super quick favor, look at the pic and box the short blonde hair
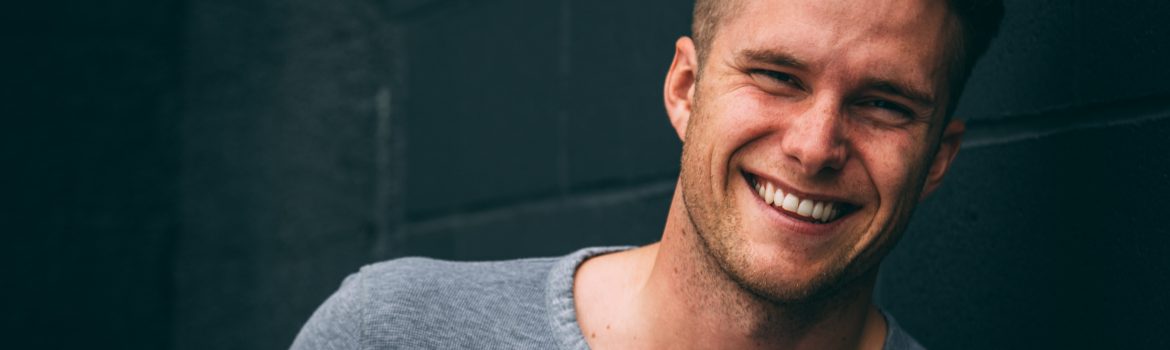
[691,0,742,71]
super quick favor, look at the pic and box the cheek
[715,88,814,151]
[691,88,781,164]
[850,127,928,200]
[717,88,779,133]
[680,96,755,192]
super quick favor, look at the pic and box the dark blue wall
[5,0,1168,349]
[3,2,181,349]
[878,2,1170,349]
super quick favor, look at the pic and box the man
[293,0,1002,348]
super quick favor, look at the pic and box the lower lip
[744,176,848,237]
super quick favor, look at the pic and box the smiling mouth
[745,172,858,224]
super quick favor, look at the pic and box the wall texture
[3,2,181,349]
[6,0,1169,349]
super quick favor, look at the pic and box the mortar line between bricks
[963,94,1170,148]
[402,179,676,237]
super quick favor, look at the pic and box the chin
[728,241,859,304]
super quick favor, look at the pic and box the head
[664,0,1002,303]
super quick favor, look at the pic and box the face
[666,0,965,302]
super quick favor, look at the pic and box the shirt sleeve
[290,272,366,350]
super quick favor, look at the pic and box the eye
[860,99,913,118]
[852,99,922,126]
[749,69,805,91]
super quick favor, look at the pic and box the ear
[664,36,699,141]
[919,118,965,201]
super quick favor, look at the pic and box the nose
[780,98,847,176]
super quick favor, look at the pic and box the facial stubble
[677,93,864,313]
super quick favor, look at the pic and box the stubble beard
[678,106,861,316]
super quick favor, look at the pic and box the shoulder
[360,255,560,292]
[354,256,561,319]
[292,256,563,349]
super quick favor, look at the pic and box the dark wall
[3,2,181,349]
[877,2,1170,349]
[174,1,392,348]
[5,0,1168,349]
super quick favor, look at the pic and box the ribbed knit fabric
[291,246,924,349]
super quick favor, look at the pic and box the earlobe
[664,36,698,141]
[919,118,965,201]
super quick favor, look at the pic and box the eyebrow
[737,48,808,70]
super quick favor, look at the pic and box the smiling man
[293,0,1002,349]
[573,0,1002,348]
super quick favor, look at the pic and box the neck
[633,187,885,349]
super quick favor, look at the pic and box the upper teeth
[754,179,842,223]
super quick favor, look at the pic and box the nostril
[779,117,847,174]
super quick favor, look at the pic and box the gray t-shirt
[291,246,926,349]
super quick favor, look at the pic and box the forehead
[714,0,955,94]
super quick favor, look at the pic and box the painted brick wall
[3,2,181,349]
[6,0,1168,349]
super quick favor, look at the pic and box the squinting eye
[863,99,912,117]
[750,70,804,90]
